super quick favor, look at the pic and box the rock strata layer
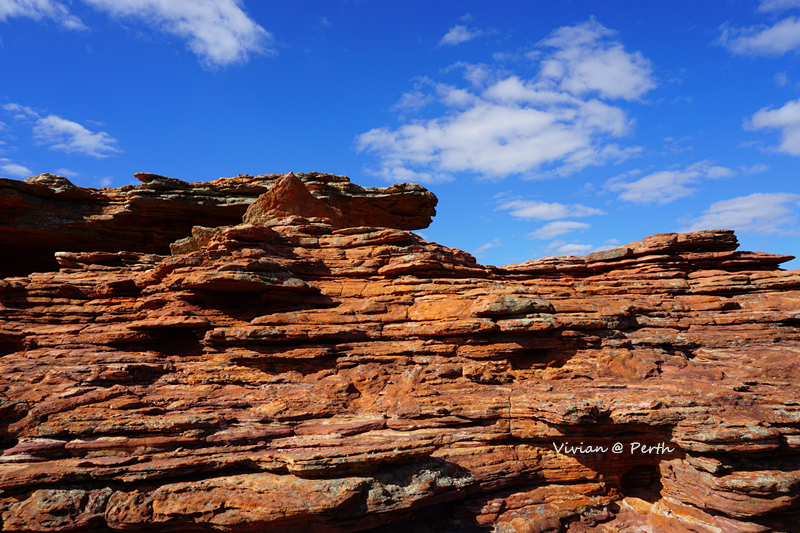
[0,172,437,278]
[1,174,799,532]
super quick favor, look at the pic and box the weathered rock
[0,171,437,278]
[242,172,346,228]
[1,173,799,532]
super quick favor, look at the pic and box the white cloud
[452,62,495,89]
[357,19,656,182]
[719,17,800,55]
[745,98,800,155]
[543,238,619,257]
[499,199,605,220]
[758,0,800,12]
[529,221,590,239]
[53,167,80,177]
[606,161,736,205]
[552,243,594,255]
[319,16,330,27]
[1,163,31,176]
[82,0,273,68]
[663,136,694,154]
[33,114,121,158]
[0,158,31,177]
[2,102,39,120]
[740,163,770,174]
[538,18,656,101]
[439,24,482,46]
[705,165,736,179]
[3,102,122,158]
[364,164,453,185]
[542,236,622,257]
[0,0,86,30]
[492,51,519,63]
[775,71,789,86]
[391,90,435,114]
[682,193,800,235]
[472,238,501,256]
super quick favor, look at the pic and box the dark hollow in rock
[620,464,663,504]
[0,171,798,533]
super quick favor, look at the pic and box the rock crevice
[0,173,799,532]
[0,171,437,278]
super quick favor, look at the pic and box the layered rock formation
[0,172,437,278]
[1,172,799,532]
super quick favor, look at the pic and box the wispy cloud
[439,24,483,46]
[663,136,693,154]
[53,167,80,177]
[681,192,800,235]
[472,238,501,256]
[83,0,273,68]
[543,238,620,257]
[529,220,590,239]
[745,97,800,155]
[356,19,656,183]
[549,242,595,256]
[740,163,770,174]
[0,0,86,30]
[605,161,736,204]
[0,158,31,177]
[718,17,800,55]
[33,115,122,157]
[758,0,800,12]
[498,198,605,220]
[2,103,39,120]
[390,88,435,114]
[2,0,273,67]
[3,103,122,158]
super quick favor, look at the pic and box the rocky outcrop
[1,174,799,532]
[0,172,437,278]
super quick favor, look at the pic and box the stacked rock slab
[0,171,437,278]
[0,173,799,532]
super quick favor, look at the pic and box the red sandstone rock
[242,172,346,228]
[0,171,437,278]
[1,173,799,532]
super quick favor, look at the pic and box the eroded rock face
[242,172,346,229]
[0,175,799,532]
[0,172,437,278]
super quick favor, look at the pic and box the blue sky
[1,0,799,269]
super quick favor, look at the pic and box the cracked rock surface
[1,173,799,532]
[0,171,437,278]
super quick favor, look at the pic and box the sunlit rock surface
[0,171,437,278]
[1,173,798,532]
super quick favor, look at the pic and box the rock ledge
[0,174,798,533]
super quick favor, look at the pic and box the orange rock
[0,171,437,277]
[1,173,799,532]
[242,172,346,228]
